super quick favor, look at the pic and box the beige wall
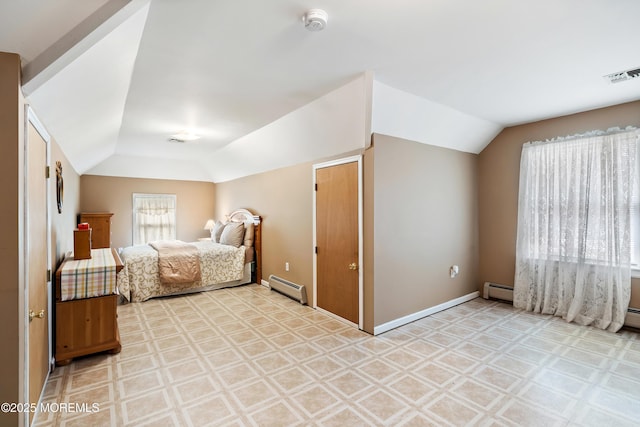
[80,175,215,249]
[50,140,81,268]
[214,162,314,298]
[369,134,479,328]
[478,100,640,308]
[0,51,23,427]
[215,135,479,333]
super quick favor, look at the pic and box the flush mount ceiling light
[303,8,328,32]
[168,131,200,143]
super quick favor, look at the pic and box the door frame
[23,105,52,425]
[312,155,363,330]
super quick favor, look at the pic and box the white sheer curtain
[514,127,639,332]
[132,194,177,245]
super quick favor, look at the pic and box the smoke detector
[303,9,328,32]
[604,66,640,84]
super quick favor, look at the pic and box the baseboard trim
[373,291,480,335]
[260,279,270,288]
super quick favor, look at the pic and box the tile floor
[34,284,640,426]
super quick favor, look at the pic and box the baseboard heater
[483,282,640,329]
[268,275,307,305]
[627,308,640,329]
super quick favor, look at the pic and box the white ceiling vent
[303,9,328,32]
[604,67,640,84]
[168,131,200,143]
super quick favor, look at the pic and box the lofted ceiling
[2,0,640,182]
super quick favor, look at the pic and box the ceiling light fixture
[303,9,328,32]
[168,131,200,143]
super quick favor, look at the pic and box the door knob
[29,309,45,322]
[348,263,358,270]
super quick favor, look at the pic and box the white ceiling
[2,0,640,182]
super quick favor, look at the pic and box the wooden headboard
[228,209,262,285]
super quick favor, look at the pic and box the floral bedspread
[117,241,245,302]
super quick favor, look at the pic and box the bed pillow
[243,222,254,247]
[219,221,245,247]
[212,220,226,243]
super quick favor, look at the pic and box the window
[514,128,639,331]
[517,128,639,268]
[132,193,176,245]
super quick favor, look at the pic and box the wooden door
[316,161,359,324]
[27,118,49,422]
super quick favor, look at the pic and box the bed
[117,209,261,302]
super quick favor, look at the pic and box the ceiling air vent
[168,131,200,143]
[604,67,640,84]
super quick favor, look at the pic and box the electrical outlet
[285,262,290,272]
[450,265,459,278]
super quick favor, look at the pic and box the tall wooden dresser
[79,212,113,249]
